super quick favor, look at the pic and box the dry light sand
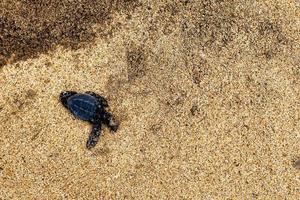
[0,0,300,199]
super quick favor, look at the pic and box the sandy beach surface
[1,0,299,199]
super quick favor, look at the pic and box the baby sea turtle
[60,91,118,149]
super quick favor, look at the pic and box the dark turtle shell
[67,94,98,121]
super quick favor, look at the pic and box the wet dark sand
[1,0,299,199]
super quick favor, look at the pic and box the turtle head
[60,91,77,108]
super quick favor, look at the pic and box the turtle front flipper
[86,123,102,149]
[85,91,108,107]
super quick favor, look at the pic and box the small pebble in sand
[60,91,119,149]
[293,158,300,169]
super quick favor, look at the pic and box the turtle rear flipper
[101,112,119,132]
